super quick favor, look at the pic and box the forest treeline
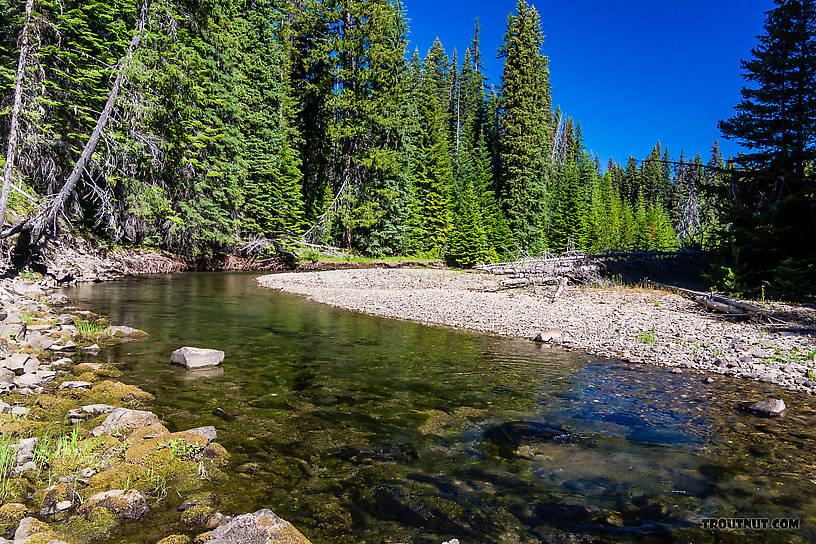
[0,0,726,265]
[0,0,812,294]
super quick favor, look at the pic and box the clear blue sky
[403,0,774,166]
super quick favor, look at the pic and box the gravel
[258,269,816,393]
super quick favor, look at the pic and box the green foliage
[75,320,109,338]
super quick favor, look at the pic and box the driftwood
[0,0,35,229]
[645,281,774,318]
[551,276,568,302]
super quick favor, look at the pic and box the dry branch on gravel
[478,252,602,296]
[645,281,774,318]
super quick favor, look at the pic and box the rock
[0,400,9,414]
[51,358,72,367]
[669,368,683,374]
[10,406,27,417]
[13,374,41,388]
[203,509,311,544]
[0,502,26,539]
[443,540,460,544]
[15,461,37,474]
[82,490,149,520]
[59,381,91,390]
[744,398,787,417]
[56,314,74,325]
[533,329,562,343]
[110,325,148,338]
[188,426,217,443]
[93,408,160,436]
[55,501,72,512]
[45,293,69,305]
[80,344,100,353]
[12,517,44,541]
[703,376,715,384]
[14,438,37,466]
[22,357,39,374]
[0,369,14,385]
[171,347,225,369]
[0,354,29,374]
[0,322,25,341]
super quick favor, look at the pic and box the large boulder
[201,509,311,544]
[82,490,149,520]
[93,408,160,436]
[171,347,225,369]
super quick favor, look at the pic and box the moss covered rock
[0,502,26,538]
[157,535,191,544]
[81,489,149,520]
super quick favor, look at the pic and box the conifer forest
[0,0,813,294]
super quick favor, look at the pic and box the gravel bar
[258,269,816,393]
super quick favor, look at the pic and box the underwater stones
[83,490,149,520]
[484,421,576,457]
[744,398,787,417]
[93,407,160,436]
[171,347,225,369]
[533,329,562,343]
[201,509,311,544]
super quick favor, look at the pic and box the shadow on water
[63,272,816,544]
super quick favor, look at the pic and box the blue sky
[403,0,774,166]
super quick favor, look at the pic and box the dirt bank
[258,269,816,394]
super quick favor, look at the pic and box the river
[64,272,816,543]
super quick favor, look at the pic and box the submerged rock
[171,347,225,369]
[485,421,577,457]
[188,426,217,443]
[744,398,787,417]
[200,509,311,544]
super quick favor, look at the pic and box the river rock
[188,426,217,443]
[80,344,100,353]
[0,400,9,414]
[0,323,24,341]
[0,369,14,385]
[14,438,37,466]
[0,354,28,374]
[202,509,311,544]
[93,408,159,436]
[83,490,149,520]
[59,381,91,390]
[744,398,787,417]
[110,325,148,338]
[171,347,225,369]
[534,329,562,343]
[45,293,69,306]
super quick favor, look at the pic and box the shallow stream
[64,272,816,543]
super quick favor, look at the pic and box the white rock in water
[533,329,562,343]
[171,347,225,369]
[745,398,786,417]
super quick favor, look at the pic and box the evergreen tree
[498,0,552,252]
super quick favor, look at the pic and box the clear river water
[63,272,816,544]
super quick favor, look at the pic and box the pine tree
[719,0,816,294]
[498,0,552,252]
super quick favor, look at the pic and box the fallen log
[645,281,773,317]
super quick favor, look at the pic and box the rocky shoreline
[0,274,311,544]
[258,268,816,394]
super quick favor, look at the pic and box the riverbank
[0,275,311,544]
[258,269,816,394]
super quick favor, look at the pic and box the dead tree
[0,0,35,229]
[2,0,152,243]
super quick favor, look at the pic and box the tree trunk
[0,0,35,230]
[3,0,151,242]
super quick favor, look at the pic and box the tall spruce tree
[498,0,551,253]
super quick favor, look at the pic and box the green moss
[193,531,213,544]
[158,536,191,544]
[180,504,216,526]
[0,502,26,538]
[61,506,119,541]
[81,380,154,406]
